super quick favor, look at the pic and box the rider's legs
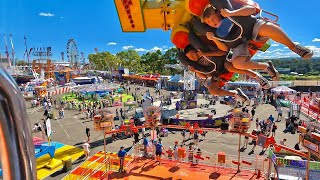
[256,21,313,59]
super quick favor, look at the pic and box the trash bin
[62,156,72,172]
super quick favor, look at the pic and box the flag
[47,47,52,56]
[61,52,64,61]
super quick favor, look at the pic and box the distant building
[277,68,291,74]
[0,56,11,68]
[53,62,70,67]
[257,68,290,75]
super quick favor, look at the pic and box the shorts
[230,19,268,62]
[156,151,162,156]
[252,140,256,145]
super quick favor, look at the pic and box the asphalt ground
[26,83,310,179]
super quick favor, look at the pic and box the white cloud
[107,42,117,46]
[39,12,55,17]
[293,41,300,45]
[253,48,300,59]
[312,38,320,42]
[271,43,279,47]
[134,48,147,52]
[149,46,162,52]
[305,45,320,57]
[122,45,134,50]
[272,49,285,53]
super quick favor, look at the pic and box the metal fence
[132,142,269,175]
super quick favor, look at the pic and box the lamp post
[237,134,241,173]
[306,149,311,180]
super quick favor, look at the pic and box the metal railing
[132,141,268,174]
[82,156,110,180]
[79,155,107,179]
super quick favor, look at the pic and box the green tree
[16,60,28,66]
[88,52,119,71]
[116,50,141,73]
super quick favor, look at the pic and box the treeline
[88,48,180,75]
[16,48,319,76]
[257,58,320,75]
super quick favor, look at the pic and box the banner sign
[46,119,52,137]
[303,139,319,153]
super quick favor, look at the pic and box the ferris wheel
[66,38,79,67]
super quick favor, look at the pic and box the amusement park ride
[115,0,277,86]
[30,38,82,83]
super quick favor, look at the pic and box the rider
[201,0,313,80]
[181,44,265,103]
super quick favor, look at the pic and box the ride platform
[108,157,263,180]
[64,151,263,180]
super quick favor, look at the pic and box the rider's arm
[212,39,229,52]
[196,72,207,79]
[206,32,229,52]
[200,50,228,57]
[221,6,256,17]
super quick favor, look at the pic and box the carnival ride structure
[115,0,278,88]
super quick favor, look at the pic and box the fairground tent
[271,86,296,94]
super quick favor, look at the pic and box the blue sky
[0,0,320,62]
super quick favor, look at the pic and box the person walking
[155,141,164,164]
[118,146,127,172]
[243,134,249,149]
[276,107,283,122]
[173,141,179,160]
[181,130,186,145]
[86,126,90,142]
[82,141,91,159]
[251,108,256,120]
[143,135,148,157]
[271,123,277,137]
[193,131,199,148]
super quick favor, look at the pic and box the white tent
[271,86,296,94]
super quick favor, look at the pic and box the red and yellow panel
[114,0,146,32]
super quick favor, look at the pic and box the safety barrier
[132,142,268,174]
[269,80,320,87]
[47,87,71,97]
[292,97,320,121]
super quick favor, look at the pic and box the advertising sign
[303,139,319,153]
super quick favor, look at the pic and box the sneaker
[236,88,249,103]
[292,45,313,60]
[255,74,271,89]
[266,61,280,81]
